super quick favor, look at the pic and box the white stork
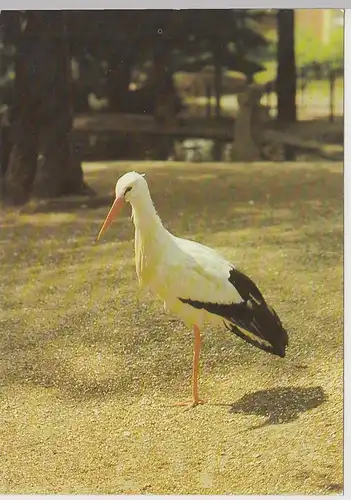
[97,171,289,408]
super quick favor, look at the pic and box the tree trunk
[3,12,39,205]
[0,115,12,201]
[3,11,90,204]
[232,88,261,162]
[106,53,133,113]
[277,9,297,123]
[329,68,335,123]
[151,41,175,160]
[4,122,38,205]
[33,11,88,198]
[213,45,223,161]
[0,17,10,196]
[214,56,222,118]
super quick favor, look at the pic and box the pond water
[171,139,233,162]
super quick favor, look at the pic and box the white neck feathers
[129,189,171,285]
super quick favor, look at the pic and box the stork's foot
[173,398,206,410]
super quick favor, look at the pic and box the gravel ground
[0,161,343,494]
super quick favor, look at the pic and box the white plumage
[149,236,242,328]
[97,171,289,408]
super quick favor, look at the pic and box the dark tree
[2,10,91,206]
[276,9,296,123]
[31,11,82,198]
[2,11,39,205]
[0,14,14,197]
[1,9,273,179]
[68,9,267,118]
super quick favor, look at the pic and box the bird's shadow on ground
[215,386,327,429]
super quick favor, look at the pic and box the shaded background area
[0,9,344,205]
[0,162,343,494]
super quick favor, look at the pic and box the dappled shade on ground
[0,162,343,494]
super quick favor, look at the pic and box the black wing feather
[179,268,289,358]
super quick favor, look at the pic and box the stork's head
[115,171,147,202]
[97,171,147,240]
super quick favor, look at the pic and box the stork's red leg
[174,325,206,409]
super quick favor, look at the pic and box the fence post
[206,84,212,118]
[299,67,304,113]
[232,85,261,162]
[329,68,335,123]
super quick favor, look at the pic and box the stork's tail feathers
[179,268,288,357]
[224,268,289,357]
[223,301,289,358]
[179,295,289,357]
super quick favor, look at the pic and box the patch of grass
[0,162,343,494]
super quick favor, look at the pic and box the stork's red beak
[97,196,124,240]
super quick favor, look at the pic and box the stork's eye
[124,186,132,195]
